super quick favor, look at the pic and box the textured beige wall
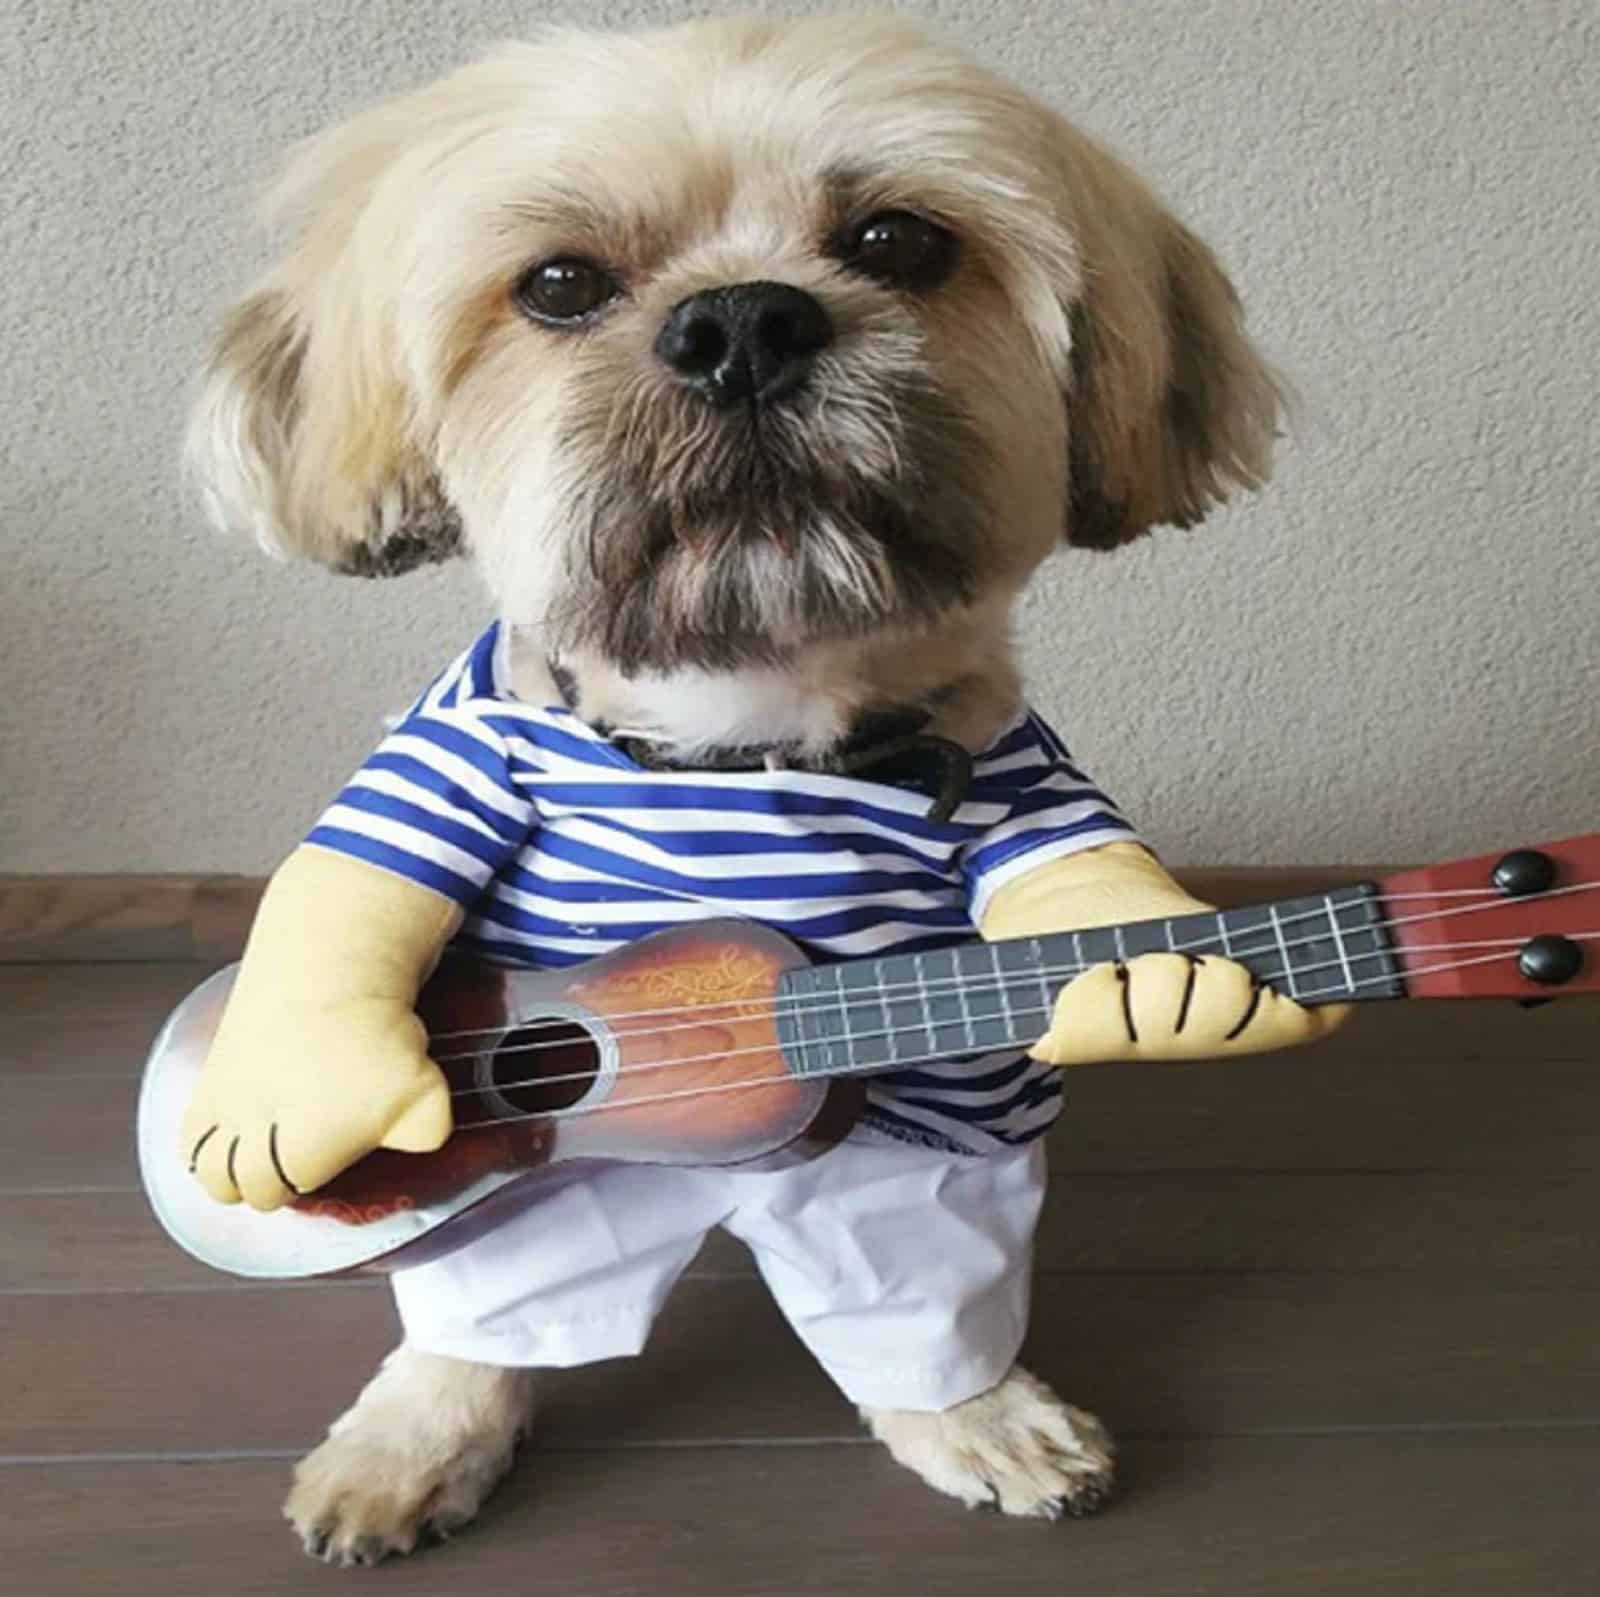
[3,1,1595,873]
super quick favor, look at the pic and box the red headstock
[1377,833,1600,999]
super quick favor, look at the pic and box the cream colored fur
[863,1365,1116,1518]
[186,11,1293,1563]
[285,1346,539,1566]
[187,11,1279,755]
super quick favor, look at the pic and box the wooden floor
[3,960,1597,1594]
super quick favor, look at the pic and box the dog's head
[189,15,1281,674]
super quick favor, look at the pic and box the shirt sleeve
[961,711,1138,923]
[304,641,537,908]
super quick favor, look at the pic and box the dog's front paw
[862,1365,1115,1520]
[284,1346,537,1566]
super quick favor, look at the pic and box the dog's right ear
[1043,123,1285,551]
[184,128,464,576]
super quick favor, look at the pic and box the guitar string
[434,912,1600,1077]
[416,876,1600,1049]
[421,877,1600,1064]
[447,931,1599,1102]
[449,944,1551,1131]
[453,923,1597,1083]
[419,875,1600,1047]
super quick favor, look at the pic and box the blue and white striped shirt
[307,625,1136,1154]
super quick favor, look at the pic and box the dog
[187,12,1282,1564]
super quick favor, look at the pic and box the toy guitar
[139,833,1599,1280]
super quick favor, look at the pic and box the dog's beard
[543,376,991,673]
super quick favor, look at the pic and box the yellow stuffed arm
[980,842,1350,1065]
[178,845,462,1211]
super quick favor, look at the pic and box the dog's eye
[839,212,959,292]
[514,258,621,325]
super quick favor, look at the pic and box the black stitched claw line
[226,1135,241,1193]
[1175,956,1203,1034]
[1115,962,1138,1043]
[268,1123,302,1197]
[1225,979,1265,1041]
[188,1125,218,1173]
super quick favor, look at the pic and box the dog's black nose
[655,282,833,408]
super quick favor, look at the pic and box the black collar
[548,662,974,823]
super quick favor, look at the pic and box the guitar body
[138,921,857,1279]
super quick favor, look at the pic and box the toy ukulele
[139,833,1599,1280]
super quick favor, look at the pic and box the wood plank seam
[7,1417,1600,1469]
[0,870,1388,964]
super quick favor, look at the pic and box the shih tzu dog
[186,11,1283,1565]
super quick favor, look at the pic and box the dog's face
[191,15,1280,676]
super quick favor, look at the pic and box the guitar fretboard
[774,885,1401,1081]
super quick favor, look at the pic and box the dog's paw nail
[347,1535,390,1567]
[866,1370,1117,1522]
[1057,1478,1116,1519]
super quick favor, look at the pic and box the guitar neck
[775,884,1400,1081]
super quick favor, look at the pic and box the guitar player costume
[307,623,1134,1408]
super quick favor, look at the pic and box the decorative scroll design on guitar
[572,940,773,1023]
[293,1194,417,1227]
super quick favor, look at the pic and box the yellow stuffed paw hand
[179,996,451,1212]
[1030,953,1350,1067]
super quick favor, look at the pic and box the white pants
[392,1137,1047,1412]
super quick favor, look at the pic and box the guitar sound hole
[489,1021,600,1114]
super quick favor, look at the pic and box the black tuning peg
[1518,935,1584,986]
[1493,850,1557,897]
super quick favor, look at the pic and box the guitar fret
[1216,913,1234,959]
[1072,929,1086,979]
[956,952,979,1050]
[1325,894,1356,997]
[990,941,1016,1040]
[913,952,936,1053]
[1267,903,1299,999]
[832,965,854,1071]
[789,974,817,1077]
[1032,940,1054,1027]
[876,962,896,1064]
[1113,924,1127,962]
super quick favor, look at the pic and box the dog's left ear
[1056,136,1284,550]
[184,92,466,577]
